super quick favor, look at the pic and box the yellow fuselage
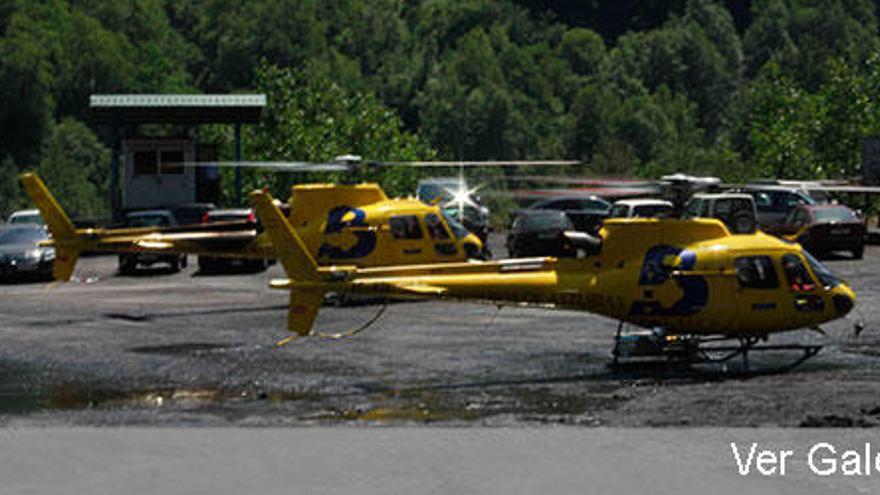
[313,219,855,336]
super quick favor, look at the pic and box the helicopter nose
[832,285,856,317]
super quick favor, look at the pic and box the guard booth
[122,138,198,209]
[90,94,266,221]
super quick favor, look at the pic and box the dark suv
[742,185,817,228]
[506,210,576,258]
[118,210,188,274]
[516,196,611,233]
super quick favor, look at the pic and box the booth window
[133,150,156,175]
[160,150,185,174]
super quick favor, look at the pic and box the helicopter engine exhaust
[563,231,602,255]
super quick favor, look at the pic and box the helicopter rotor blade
[504,175,657,186]
[181,161,351,172]
[375,160,582,167]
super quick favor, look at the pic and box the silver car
[0,225,54,280]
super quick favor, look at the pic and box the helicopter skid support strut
[611,325,823,372]
[696,336,823,373]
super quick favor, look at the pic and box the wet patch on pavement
[127,342,247,356]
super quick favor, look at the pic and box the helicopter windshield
[440,210,469,239]
[802,250,843,289]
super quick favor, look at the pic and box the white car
[683,193,758,234]
[7,209,44,225]
[610,199,674,218]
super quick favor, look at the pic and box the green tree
[36,118,110,219]
[0,2,60,165]
[744,0,879,90]
[209,63,436,203]
[0,157,26,218]
[187,0,330,92]
[77,0,197,92]
[742,0,797,77]
[744,64,823,178]
[55,8,136,118]
[610,2,742,139]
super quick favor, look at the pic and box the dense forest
[3,0,880,217]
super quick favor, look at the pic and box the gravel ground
[1,236,879,427]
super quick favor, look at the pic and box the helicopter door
[733,255,786,332]
[389,215,425,259]
[780,253,824,315]
[424,213,458,256]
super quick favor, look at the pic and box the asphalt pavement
[1,238,880,426]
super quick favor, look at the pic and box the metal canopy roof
[89,94,266,124]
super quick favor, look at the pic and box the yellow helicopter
[249,187,859,370]
[19,172,487,281]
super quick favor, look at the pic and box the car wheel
[853,246,864,260]
[169,258,181,272]
[118,256,136,275]
[251,259,267,272]
[198,257,213,273]
[180,255,188,269]
[731,213,756,234]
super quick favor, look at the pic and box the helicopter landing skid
[694,336,823,373]
[610,323,823,372]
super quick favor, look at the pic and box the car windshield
[209,214,249,222]
[610,205,629,217]
[419,181,463,202]
[809,190,832,204]
[0,228,45,245]
[9,214,42,224]
[440,210,469,239]
[811,207,856,223]
[632,204,672,217]
[523,213,569,231]
[802,250,842,289]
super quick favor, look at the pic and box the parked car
[118,210,187,274]
[7,209,44,225]
[682,193,758,234]
[197,208,269,273]
[742,185,818,228]
[0,225,54,280]
[765,204,866,259]
[609,199,674,218]
[506,210,576,258]
[169,203,216,226]
[516,196,611,233]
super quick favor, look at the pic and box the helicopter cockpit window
[390,215,423,239]
[440,210,469,239]
[424,214,450,240]
[734,256,779,289]
[802,250,842,289]
[781,253,816,292]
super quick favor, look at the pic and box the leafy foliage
[210,63,436,203]
[36,118,110,219]
[3,0,880,218]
